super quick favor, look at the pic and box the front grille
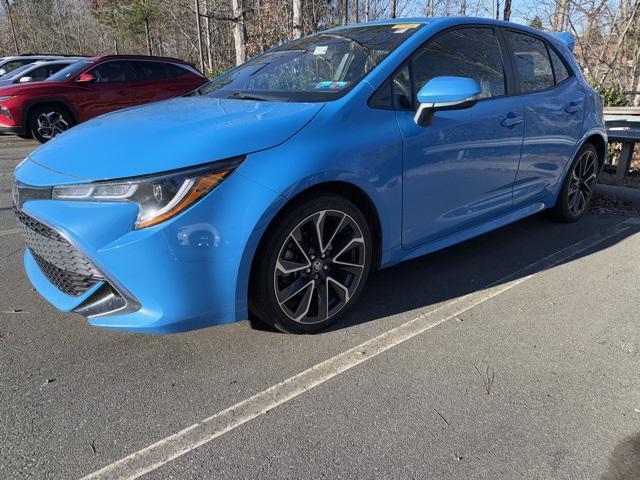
[15,208,103,296]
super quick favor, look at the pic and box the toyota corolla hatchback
[14,17,605,334]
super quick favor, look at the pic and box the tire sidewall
[251,194,373,334]
[555,143,599,222]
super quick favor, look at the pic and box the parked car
[13,18,606,334]
[0,55,207,143]
[0,55,64,76]
[0,58,86,87]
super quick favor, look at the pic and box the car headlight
[52,158,243,229]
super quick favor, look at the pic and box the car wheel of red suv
[29,105,75,144]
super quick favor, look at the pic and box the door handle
[565,102,581,114]
[500,114,523,128]
[117,90,128,96]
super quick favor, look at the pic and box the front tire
[550,143,599,223]
[29,105,74,144]
[251,194,372,334]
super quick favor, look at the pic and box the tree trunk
[552,0,569,31]
[204,0,213,73]
[427,0,434,16]
[194,0,205,72]
[391,0,397,18]
[3,0,19,55]
[341,0,348,25]
[503,0,511,20]
[364,0,369,21]
[231,0,246,65]
[353,0,359,23]
[144,18,152,55]
[293,0,302,38]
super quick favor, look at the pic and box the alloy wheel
[568,149,597,217]
[273,209,366,324]
[36,111,70,140]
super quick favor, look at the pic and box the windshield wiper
[228,92,286,102]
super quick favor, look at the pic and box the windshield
[0,62,36,80]
[197,24,423,102]
[47,60,91,82]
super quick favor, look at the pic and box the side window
[31,64,66,81]
[132,61,169,81]
[412,28,506,99]
[164,63,187,79]
[89,61,135,83]
[548,47,570,84]
[2,60,30,73]
[505,31,554,93]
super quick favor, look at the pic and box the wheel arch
[22,98,79,133]
[241,180,385,320]
[582,132,607,172]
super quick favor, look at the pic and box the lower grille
[15,208,103,296]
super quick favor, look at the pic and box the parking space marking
[0,228,21,237]
[81,217,640,480]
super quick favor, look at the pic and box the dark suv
[0,55,207,143]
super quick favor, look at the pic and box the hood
[28,96,324,181]
[0,81,66,95]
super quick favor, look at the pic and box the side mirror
[414,76,481,126]
[0,69,6,76]
[76,73,96,83]
[18,76,32,83]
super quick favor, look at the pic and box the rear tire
[550,143,599,223]
[29,105,74,144]
[250,194,372,334]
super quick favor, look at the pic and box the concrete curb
[595,183,640,208]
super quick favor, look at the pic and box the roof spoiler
[550,32,575,52]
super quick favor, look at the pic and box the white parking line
[0,227,21,237]
[81,217,640,480]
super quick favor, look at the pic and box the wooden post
[615,141,635,179]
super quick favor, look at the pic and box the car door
[129,60,170,104]
[78,60,139,119]
[396,27,525,249]
[504,30,586,206]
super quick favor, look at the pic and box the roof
[89,54,195,65]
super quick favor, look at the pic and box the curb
[595,183,640,208]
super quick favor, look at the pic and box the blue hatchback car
[13,17,605,334]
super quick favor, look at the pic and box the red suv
[0,55,207,143]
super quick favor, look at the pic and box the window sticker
[313,46,328,55]
[392,23,420,29]
[394,28,408,34]
[315,81,349,90]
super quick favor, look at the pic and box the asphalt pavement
[1,136,639,480]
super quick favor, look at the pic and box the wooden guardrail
[604,107,640,179]
[604,106,640,116]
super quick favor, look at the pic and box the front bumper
[0,124,23,136]
[14,169,281,333]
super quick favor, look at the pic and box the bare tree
[503,0,511,20]
[292,0,302,38]
[3,0,19,54]
[194,0,205,71]
[231,0,246,64]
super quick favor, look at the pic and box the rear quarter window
[548,47,570,84]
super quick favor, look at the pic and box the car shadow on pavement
[310,211,640,333]
[601,433,640,480]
